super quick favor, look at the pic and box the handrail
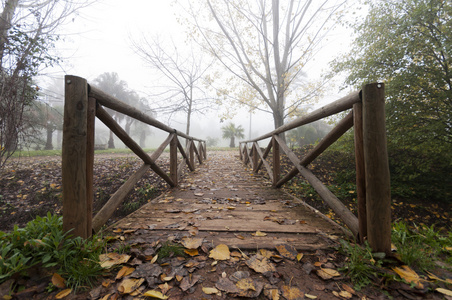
[238,83,391,254]
[62,75,207,238]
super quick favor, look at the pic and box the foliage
[221,122,245,148]
[331,0,452,200]
[157,241,185,261]
[206,136,219,147]
[0,212,105,290]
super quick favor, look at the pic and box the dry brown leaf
[305,294,317,299]
[52,273,66,289]
[181,237,204,249]
[392,265,424,289]
[245,254,276,273]
[234,233,245,240]
[216,277,240,294]
[150,254,158,264]
[333,290,353,299]
[116,266,135,280]
[55,288,72,299]
[282,285,304,300]
[142,290,169,299]
[117,278,144,294]
[317,268,340,280]
[275,243,297,260]
[252,230,267,237]
[158,282,171,294]
[99,253,131,269]
[209,244,230,260]
[436,288,452,296]
[259,249,274,258]
[202,287,220,295]
[236,278,256,291]
[342,284,355,295]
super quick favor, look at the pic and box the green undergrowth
[0,213,106,291]
[339,221,452,291]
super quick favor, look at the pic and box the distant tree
[221,123,244,148]
[0,0,95,168]
[206,136,219,147]
[131,36,213,136]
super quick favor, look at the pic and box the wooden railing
[239,83,391,254]
[62,75,206,238]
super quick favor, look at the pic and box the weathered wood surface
[111,151,345,250]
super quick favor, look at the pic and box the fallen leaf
[194,192,204,197]
[142,290,169,299]
[392,265,424,289]
[181,237,204,249]
[275,243,297,260]
[236,278,256,291]
[246,254,276,273]
[118,278,145,294]
[52,273,66,289]
[252,231,267,237]
[99,253,131,268]
[151,254,158,264]
[305,294,317,299]
[184,249,199,256]
[317,268,340,280]
[436,288,452,296]
[234,233,245,240]
[116,266,135,280]
[180,274,201,291]
[297,253,303,262]
[55,288,72,299]
[333,290,353,298]
[209,244,230,260]
[342,284,355,295]
[158,282,171,294]
[216,277,240,293]
[282,285,304,300]
[202,287,220,295]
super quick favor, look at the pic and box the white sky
[45,0,357,144]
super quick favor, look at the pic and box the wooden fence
[239,83,391,254]
[62,75,206,238]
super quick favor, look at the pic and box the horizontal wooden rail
[63,75,206,238]
[239,84,391,254]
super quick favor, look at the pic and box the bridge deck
[111,151,345,250]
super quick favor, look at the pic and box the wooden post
[85,97,96,237]
[170,134,178,186]
[62,75,89,238]
[252,143,259,172]
[272,136,280,187]
[362,83,391,254]
[353,102,367,243]
[239,143,243,161]
[189,140,195,169]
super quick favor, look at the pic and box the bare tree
[131,36,214,136]
[182,0,347,139]
[0,0,95,168]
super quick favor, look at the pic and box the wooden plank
[272,136,280,187]
[96,105,175,187]
[62,75,89,238]
[362,83,391,254]
[276,112,354,187]
[86,97,96,237]
[92,164,151,232]
[170,134,178,186]
[353,102,367,243]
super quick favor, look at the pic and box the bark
[45,125,53,150]
[0,0,19,69]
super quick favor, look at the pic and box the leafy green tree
[221,123,245,148]
[331,0,451,199]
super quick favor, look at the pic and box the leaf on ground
[317,268,340,280]
[427,271,452,284]
[52,273,66,289]
[275,243,297,260]
[184,249,199,256]
[118,278,145,294]
[142,290,169,299]
[333,290,353,298]
[305,294,317,299]
[158,282,171,294]
[245,254,276,274]
[194,192,204,197]
[252,230,267,237]
[116,266,135,280]
[297,253,303,262]
[180,274,201,291]
[202,287,221,295]
[216,277,240,293]
[234,233,245,240]
[342,284,355,295]
[181,237,204,249]
[392,265,424,289]
[55,288,72,299]
[236,278,256,291]
[99,253,131,268]
[282,285,304,300]
[209,244,230,260]
[259,249,274,258]
[436,288,452,296]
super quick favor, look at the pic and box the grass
[157,241,185,261]
[0,213,106,292]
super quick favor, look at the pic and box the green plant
[339,240,385,290]
[0,212,106,291]
[157,241,185,261]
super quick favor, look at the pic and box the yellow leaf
[151,254,158,264]
[436,288,452,296]
[99,253,130,268]
[55,288,72,299]
[317,268,340,280]
[118,278,144,294]
[142,290,169,299]
[181,237,204,249]
[339,290,353,298]
[52,273,66,289]
[305,294,317,299]
[184,249,199,256]
[297,253,303,262]
[116,266,135,280]
[236,278,256,291]
[209,244,230,260]
[252,231,267,237]
[392,265,424,289]
[202,287,220,295]
[282,285,304,300]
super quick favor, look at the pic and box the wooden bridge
[62,75,391,253]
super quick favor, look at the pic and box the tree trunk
[45,125,53,150]
[229,136,235,148]
[273,109,286,142]
[108,130,115,149]
[0,0,19,69]
[139,130,146,148]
